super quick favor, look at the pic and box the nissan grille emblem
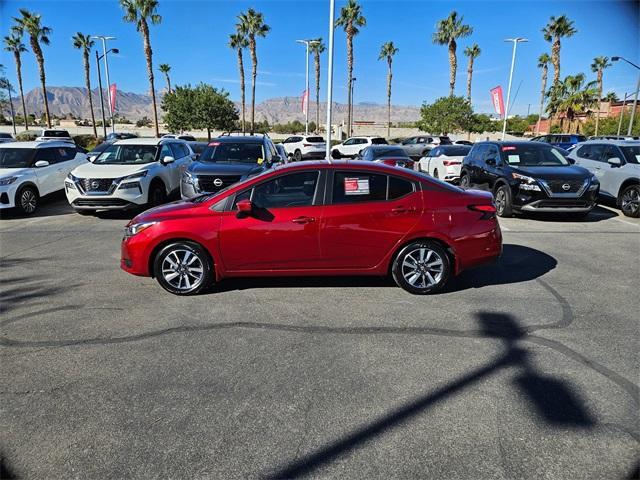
[91,181,100,189]
[562,183,571,191]
[213,178,223,187]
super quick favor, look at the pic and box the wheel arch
[148,237,217,280]
[15,181,40,199]
[386,234,458,276]
[616,177,640,205]
[149,176,168,195]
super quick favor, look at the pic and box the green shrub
[73,134,99,150]
[15,130,39,141]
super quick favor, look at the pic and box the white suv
[281,135,326,161]
[65,138,194,213]
[35,129,74,143]
[331,136,388,159]
[0,141,87,214]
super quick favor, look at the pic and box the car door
[218,170,323,271]
[576,144,607,183]
[319,170,422,269]
[158,143,178,192]
[32,148,60,195]
[600,145,626,195]
[482,144,502,187]
[426,147,440,175]
[402,137,417,157]
[465,144,487,184]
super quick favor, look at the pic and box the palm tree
[3,34,29,130]
[237,8,270,133]
[432,11,473,97]
[71,33,97,138]
[542,15,577,88]
[158,63,172,93]
[120,0,162,137]
[378,41,398,138]
[604,91,619,103]
[535,53,551,135]
[12,9,52,128]
[335,0,366,136]
[463,43,480,103]
[309,38,325,133]
[546,73,598,133]
[590,56,611,136]
[228,32,248,133]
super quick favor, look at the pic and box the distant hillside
[17,87,420,124]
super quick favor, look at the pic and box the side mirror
[236,199,253,214]
[162,155,175,164]
[87,155,97,162]
[34,160,50,168]
[608,157,622,167]
[486,157,497,166]
[567,157,576,165]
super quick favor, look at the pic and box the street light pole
[93,36,117,134]
[95,50,107,139]
[612,57,640,136]
[502,37,527,140]
[297,40,319,135]
[325,0,336,161]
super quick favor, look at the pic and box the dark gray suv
[180,134,282,200]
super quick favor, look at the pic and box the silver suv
[569,140,640,217]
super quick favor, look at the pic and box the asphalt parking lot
[1,194,639,479]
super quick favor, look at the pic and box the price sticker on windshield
[344,177,370,195]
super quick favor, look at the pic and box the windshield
[199,142,265,164]
[94,144,158,165]
[372,148,407,159]
[43,130,70,138]
[0,148,34,168]
[500,145,570,166]
[620,146,640,164]
[371,138,388,145]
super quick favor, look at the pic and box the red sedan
[121,161,502,295]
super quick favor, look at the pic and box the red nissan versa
[121,161,502,295]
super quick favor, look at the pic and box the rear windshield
[439,137,453,145]
[43,130,71,138]
[500,144,569,166]
[440,146,470,156]
[0,133,13,139]
[0,148,34,168]
[371,138,388,145]
[200,142,265,164]
[372,148,408,159]
[305,137,325,143]
[620,145,640,164]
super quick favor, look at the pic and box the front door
[32,148,59,196]
[219,170,323,271]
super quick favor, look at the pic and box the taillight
[442,160,461,166]
[381,159,396,166]
[208,142,221,147]
[303,143,312,147]
[468,204,496,220]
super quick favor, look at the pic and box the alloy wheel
[161,249,205,292]
[401,247,444,289]
[20,189,37,214]
[460,175,470,188]
[621,186,639,217]
[495,189,506,215]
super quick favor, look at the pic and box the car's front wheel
[154,241,213,295]
[619,184,640,218]
[392,241,451,294]
[459,172,471,188]
[433,168,440,180]
[148,181,167,207]
[331,149,341,159]
[15,185,38,215]
[495,184,513,217]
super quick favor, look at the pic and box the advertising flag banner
[490,86,505,117]
[109,84,117,114]
[301,89,309,114]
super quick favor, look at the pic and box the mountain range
[15,86,421,124]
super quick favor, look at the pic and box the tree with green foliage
[72,32,97,137]
[228,31,248,133]
[590,56,611,135]
[463,43,480,103]
[417,96,474,134]
[536,53,551,134]
[432,11,473,96]
[309,38,325,132]
[378,41,398,138]
[468,113,496,134]
[542,15,577,88]
[158,63,172,93]
[3,34,29,129]
[546,73,598,133]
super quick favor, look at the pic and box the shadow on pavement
[265,312,596,479]
[518,205,619,223]
[0,191,73,220]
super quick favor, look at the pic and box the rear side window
[34,148,57,164]
[56,147,77,162]
[305,137,324,143]
[388,176,414,199]
[577,144,606,162]
[332,171,387,204]
[371,138,388,145]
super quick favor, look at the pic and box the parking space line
[614,218,640,228]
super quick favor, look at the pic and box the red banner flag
[109,84,117,114]
[490,86,505,117]
[301,89,309,114]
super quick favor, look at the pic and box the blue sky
[1,0,638,115]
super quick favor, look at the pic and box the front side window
[332,171,387,204]
[57,147,77,162]
[0,148,35,168]
[251,171,320,208]
[94,144,158,165]
[34,148,57,164]
[343,139,355,146]
[620,145,640,164]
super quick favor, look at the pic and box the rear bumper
[301,150,326,160]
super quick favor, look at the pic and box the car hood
[512,165,591,181]
[71,162,152,179]
[188,161,265,176]
[132,199,200,223]
[0,167,31,178]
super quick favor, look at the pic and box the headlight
[0,176,18,186]
[124,221,156,237]
[121,171,148,181]
[511,172,537,184]
[67,173,78,182]
[588,175,599,191]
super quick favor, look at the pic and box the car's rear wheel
[495,185,513,217]
[433,168,440,180]
[15,185,38,215]
[619,184,640,218]
[331,149,341,159]
[459,172,471,188]
[148,181,167,207]
[154,241,213,295]
[392,241,451,294]
[294,149,302,162]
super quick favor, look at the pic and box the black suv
[180,135,282,199]
[459,141,599,217]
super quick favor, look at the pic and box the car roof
[214,136,266,144]
[269,160,418,177]
[366,145,404,150]
[576,139,640,146]
[477,140,551,146]
[113,137,186,146]
[0,140,77,149]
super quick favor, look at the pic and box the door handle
[292,216,315,224]
[391,206,408,214]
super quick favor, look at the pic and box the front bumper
[512,183,598,213]
[0,183,19,209]
[65,179,147,210]
[121,232,153,276]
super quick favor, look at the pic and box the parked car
[65,138,194,213]
[358,146,414,169]
[568,140,640,217]
[417,145,471,183]
[186,141,208,160]
[281,135,326,161]
[36,129,74,143]
[275,143,290,164]
[331,136,388,159]
[180,134,282,200]
[163,134,197,141]
[455,140,474,146]
[121,161,502,295]
[86,141,113,161]
[588,135,640,141]
[530,134,586,150]
[398,135,452,160]
[0,141,87,215]
[106,132,138,142]
[460,141,599,217]
[0,133,16,144]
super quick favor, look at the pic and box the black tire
[75,209,95,216]
[294,149,302,162]
[494,184,513,218]
[154,241,214,295]
[619,184,640,218]
[331,149,341,159]
[148,181,167,207]
[459,172,471,188]
[421,149,430,157]
[15,185,38,215]
[392,240,451,295]
[433,168,440,180]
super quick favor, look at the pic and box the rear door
[53,146,80,187]
[319,170,422,269]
